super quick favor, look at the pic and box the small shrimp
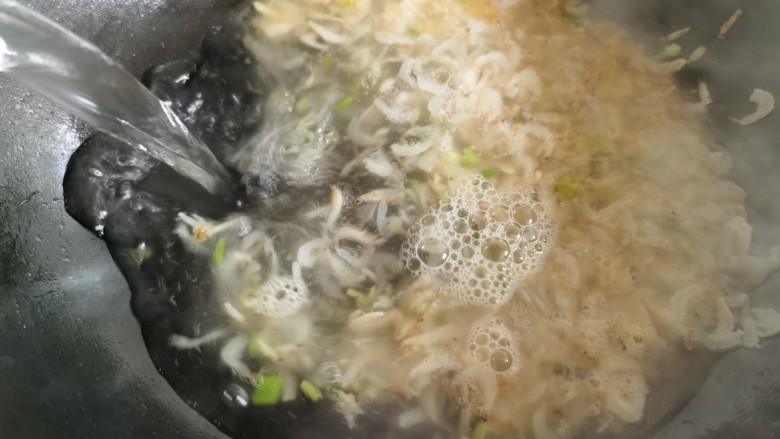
[349,310,401,333]
[332,390,364,429]
[175,213,243,247]
[401,325,457,353]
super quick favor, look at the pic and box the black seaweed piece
[63,23,447,439]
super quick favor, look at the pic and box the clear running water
[0,0,231,195]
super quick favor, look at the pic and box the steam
[589,0,780,263]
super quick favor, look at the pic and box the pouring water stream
[0,0,232,195]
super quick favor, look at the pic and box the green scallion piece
[460,147,479,167]
[247,332,268,359]
[481,167,499,178]
[332,96,355,112]
[299,380,323,401]
[212,238,225,266]
[664,43,682,58]
[471,421,493,439]
[554,176,579,199]
[251,375,283,405]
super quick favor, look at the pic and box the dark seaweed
[63,23,446,439]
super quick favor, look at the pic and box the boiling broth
[63,1,780,438]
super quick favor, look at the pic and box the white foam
[467,318,520,375]
[246,274,310,318]
[401,175,555,307]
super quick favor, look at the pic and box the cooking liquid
[59,19,716,439]
[0,0,232,196]
[59,1,780,439]
[61,22,444,439]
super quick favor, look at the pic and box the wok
[1,0,779,438]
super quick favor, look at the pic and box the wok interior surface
[1,0,779,438]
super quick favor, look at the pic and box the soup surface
[63,0,780,438]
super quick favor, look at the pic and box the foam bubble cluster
[467,318,520,375]
[401,175,555,307]
[245,275,310,318]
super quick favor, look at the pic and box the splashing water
[0,0,232,195]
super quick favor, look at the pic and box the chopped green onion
[481,167,499,178]
[333,96,355,112]
[300,380,323,401]
[355,294,372,311]
[562,12,581,26]
[251,375,283,405]
[471,421,494,439]
[295,96,312,114]
[346,379,362,394]
[247,332,269,359]
[446,151,461,164]
[460,147,480,167]
[347,289,372,311]
[212,238,225,266]
[663,43,682,58]
[407,27,421,37]
[554,176,579,199]
[387,218,405,235]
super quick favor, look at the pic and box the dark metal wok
[1,0,779,438]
